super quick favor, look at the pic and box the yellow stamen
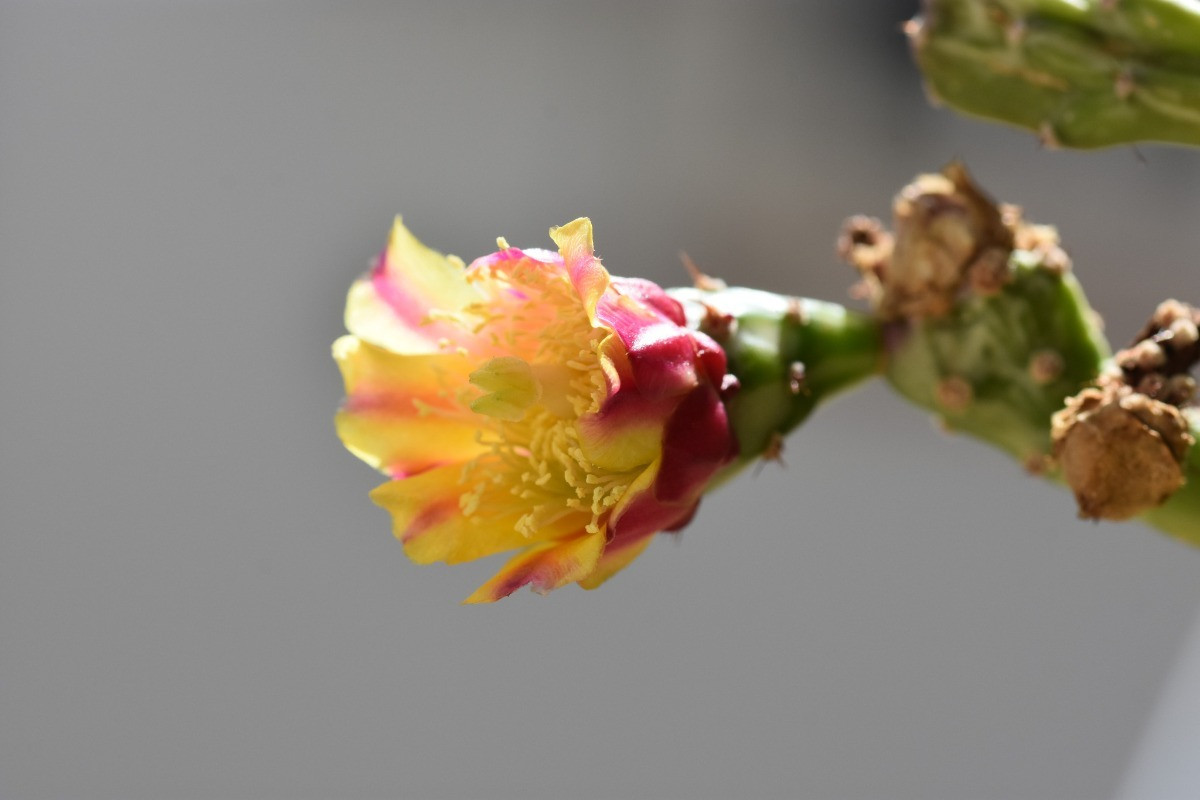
[455,258,639,540]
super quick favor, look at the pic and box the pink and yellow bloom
[334,218,738,602]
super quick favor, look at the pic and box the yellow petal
[549,217,609,321]
[608,457,661,524]
[334,335,471,404]
[370,467,531,564]
[345,217,483,354]
[573,334,664,471]
[463,530,606,603]
[577,535,654,590]
[548,217,593,253]
[335,410,482,478]
[333,336,483,476]
[577,414,662,473]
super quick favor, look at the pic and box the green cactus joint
[670,285,883,476]
[841,163,1200,545]
[1146,419,1200,546]
[886,252,1108,464]
[909,0,1200,148]
[668,166,1200,547]
[841,164,1111,469]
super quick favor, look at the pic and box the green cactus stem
[1146,418,1200,546]
[670,286,883,475]
[885,249,1109,464]
[840,164,1111,468]
[909,0,1200,148]
[843,164,1200,544]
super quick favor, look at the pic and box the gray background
[3,2,1200,798]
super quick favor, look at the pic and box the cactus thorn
[680,251,726,292]
[753,432,788,476]
[699,303,737,341]
[1037,122,1062,149]
[763,431,786,463]
[786,297,808,325]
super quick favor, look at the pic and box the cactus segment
[670,286,883,474]
[843,165,1200,544]
[886,255,1109,464]
[841,164,1110,465]
[910,0,1200,148]
[1145,415,1200,545]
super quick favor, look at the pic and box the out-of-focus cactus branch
[908,0,1200,149]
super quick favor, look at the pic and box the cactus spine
[909,0,1200,148]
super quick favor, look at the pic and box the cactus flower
[334,218,738,602]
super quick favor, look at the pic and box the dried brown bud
[1165,375,1198,406]
[1169,317,1199,348]
[1121,299,1200,386]
[1136,373,1167,399]
[837,215,892,271]
[1012,222,1060,253]
[1152,299,1194,330]
[838,216,892,308]
[998,203,1024,231]
[1118,340,1167,372]
[1036,245,1072,276]
[841,164,1085,323]
[1052,386,1193,520]
[1012,222,1071,274]
[879,163,1013,320]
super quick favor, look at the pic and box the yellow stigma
[469,357,541,421]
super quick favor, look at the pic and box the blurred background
[4,2,1200,798]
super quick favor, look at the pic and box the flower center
[458,260,635,538]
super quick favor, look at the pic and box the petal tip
[549,217,594,252]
